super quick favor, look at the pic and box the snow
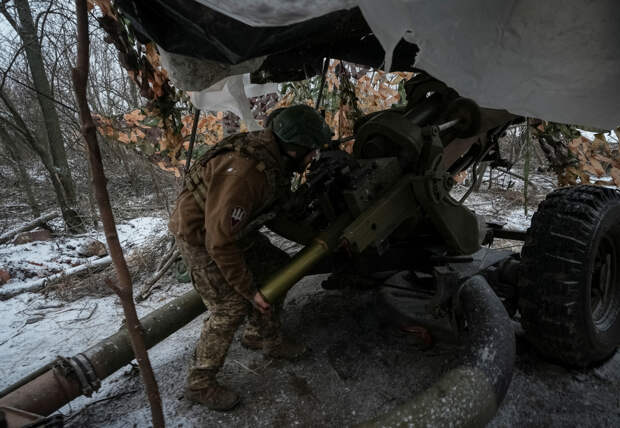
[0,293,121,386]
[0,216,174,389]
[0,216,167,290]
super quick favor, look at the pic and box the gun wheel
[519,185,620,366]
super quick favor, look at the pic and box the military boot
[184,382,240,411]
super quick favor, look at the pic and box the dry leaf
[453,170,468,184]
[611,168,620,187]
[589,158,606,176]
[145,43,161,68]
[124,110,145,123]
[118,132,130,144]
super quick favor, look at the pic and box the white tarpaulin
[188,74,278,131]
[159,47,276,129]
[179,0,619,129]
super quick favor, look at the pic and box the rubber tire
[519,185,620,367]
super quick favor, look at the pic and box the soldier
[168,105,332,411]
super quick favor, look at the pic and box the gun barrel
[0,290,206,415]
[259,214,352,303]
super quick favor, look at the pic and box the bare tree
[0,90,82,230]
[1,0,77,205]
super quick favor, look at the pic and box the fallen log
[0,212,59,244]
[0,256,112,300]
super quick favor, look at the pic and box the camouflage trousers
[176,233,290,389]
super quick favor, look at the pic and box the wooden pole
[71,1,165,426]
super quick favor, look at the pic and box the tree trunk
[14,0,77,205]
[72,2,165,427]
[1,140,41,218]
[38,147,83,232]
[0,96,83,233]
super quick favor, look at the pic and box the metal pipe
[315,58,329,110]
[360,275,515,427]
[0,290,206,415]
[403,93,443,125]
[492,228,527,241]
[0,361,55,399]
[437,118,461,132]
[260,214,351,303]
[0,366,82,417]
[184,108,201,175]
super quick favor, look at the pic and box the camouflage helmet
[269,105,332,151]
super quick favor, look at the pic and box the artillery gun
[259,73,620,370]
[2,75,619,427]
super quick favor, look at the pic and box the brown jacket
[169,130,286,302]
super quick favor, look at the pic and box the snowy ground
[0,217,166,294]
[0,216,172,386]
[1,186,620,427]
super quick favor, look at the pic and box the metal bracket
[428,265,460,316]
[56,354,101,397]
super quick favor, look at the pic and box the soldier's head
[267,105,332,171]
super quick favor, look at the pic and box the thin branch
[0,1,19,33]
[1,73,78,113]
[0,89,45,155]
[0,45,25,90]
[35,0,55,47]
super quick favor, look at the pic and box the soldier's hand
[253,291,271,314]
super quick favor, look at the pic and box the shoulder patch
[231,206,246,230]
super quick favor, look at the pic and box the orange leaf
[453,170,468,184]
[124,110,145,123]
[589,158,606,176]
[592,153,612,165]
[118,132,130,144]
[611,168,620,186]
[145,43,161,68]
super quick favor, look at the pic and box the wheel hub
[591,235,619,331]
